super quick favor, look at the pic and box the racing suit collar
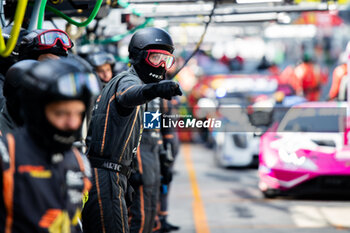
[129,66,139,77]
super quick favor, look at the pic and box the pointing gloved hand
[143,80,183,101]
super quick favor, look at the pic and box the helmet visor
[38,29,72,49]
[90,53,115,67]
[57,73,100,97]
[145,49,175,70]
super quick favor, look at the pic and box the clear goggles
[37,29,72,49]
[144,49,175,70]
[57,72,100,97]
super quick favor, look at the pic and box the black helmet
[19,29,73,60]
[128,27,174,64]
[128,27,175,84]
[87,51,116,67]
[19,58,100,152]
[4,59,39,127]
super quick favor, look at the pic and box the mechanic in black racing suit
[0,57,100,233]
[0,28,74,135]
[128,97,162,233]
[82,27,182,233]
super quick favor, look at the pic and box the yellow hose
[0,29,5,51]
[0,0,28,57]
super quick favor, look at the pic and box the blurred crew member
[0,29,73,135]
[294,54,325,101]
[0,58,99,233]
[153,99,180,233]
[82,27,182,233]
[278,65,297,87]
[329,63,347,100]
[129,98,162,233]
[87,51,116,87]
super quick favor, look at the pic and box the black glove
[129,171,144,189]
[143,80,182,100]
[161,166,173,185]
[159,149,173,185]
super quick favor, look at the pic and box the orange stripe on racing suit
[3,134,15,233]
[100,95,116,155]
[136,147,145,233]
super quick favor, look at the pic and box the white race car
[214,131,260,167]
[213,104,261,168]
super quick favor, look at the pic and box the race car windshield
[278,108,345,133]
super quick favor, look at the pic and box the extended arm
[116,77,182,108]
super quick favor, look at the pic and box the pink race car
[258,102,350,198]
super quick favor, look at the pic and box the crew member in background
[82,27,182,233]
[153,98,180,233]
[294,53,327,101]
[329,54,347,100]
[129,98,162,233]
[87,51,116,87]
[0,58,99,233]
[0,28,74,135]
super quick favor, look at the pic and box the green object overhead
[37,0,47,29]
[118,0,143,17]
[44,0,104,27]
[89,0,154,45]
[97,18,153,44]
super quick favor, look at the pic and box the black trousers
[129,183,159,233]
[82,168,129,233]
[129,145,160,233]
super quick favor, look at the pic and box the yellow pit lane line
[183,143,211,233]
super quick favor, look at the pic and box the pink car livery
[258,102,350,198]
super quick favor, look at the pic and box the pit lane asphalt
[167,143,350,233]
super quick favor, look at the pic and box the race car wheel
[262,189,277,199]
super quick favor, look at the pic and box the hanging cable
[170,0,218,79]
[50,19,59,29]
